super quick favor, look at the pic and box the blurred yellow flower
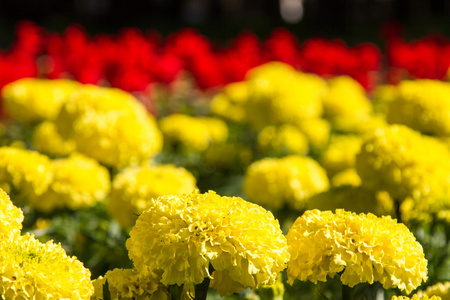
[391,295,441,300]
[0,233,93,299]
[108,163,197,229]
[91,268,170,300]
[32,121,76,157]
[417,281,450,299]
[1,78,80,124]
[286,209,427,294]
[243,62,326,129]
[126,190,289,296]
[55,84,162,168]
[0,146,52,202]
[160,114,228,153]
[320,135,363,177]
[330,168,362,187]
[210,81,249,123]
[243,155,329,210]
[387,80,450,137]
[295,118,331,152]
[257,124,309,157]
[356,125,450,201]
[33,153,110,212]
[0,188,23,240]
[322,76,372,130]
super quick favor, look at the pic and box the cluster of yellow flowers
[126,190,289,296]
[319,134,363,177]
[391,296,442,300]
[356,124,450,202]
[386,80,450,137]
[417,281,450,299]
[0,147,110,212]
[159,113,228,153]
[91,268,170,300]
[108,163,197,229]
[257,124,309,157]
[243,155,329,210]
[2,79,163,169]
[1,78,81,124]
[0,188,93,299]
[286,209,428,294]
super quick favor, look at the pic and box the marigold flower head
[33,153,110,212]
[257,125,309,157]
[0,233,93,299]
[243,62,326,129]
[108,164,197,229]
[210,81,249,123]
[320,135,363,177]
[356,125,450,201]
[417,281,450,299]
[387,80,450,136]
[159,114,228,153]
[0,188,23,240]
[322,76,372,123]
[56,84,148,137]
[71,111,163,168]
[126,190,289,296]
[330,168,362,187]
[1,78,80,124]
[32,121,76,157]
[0,146,52,201]
[243,155,329,210]
[91,268,170,300]
[295,118,331,152]
[391,295,441,300]
[286,209,427,294]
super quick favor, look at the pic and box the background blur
[1,0,450,48]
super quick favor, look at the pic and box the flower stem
[342,284,354,300]
[194,264,214,300]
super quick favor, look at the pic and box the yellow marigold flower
[159,114,228,153]
[72,111,162,168]
[356,125,450,201]
[1,78,80,124]
[91,268,170,300]
[210,81,249,123]
[32,121,76,157]
[392,295,442,300]
[417,281,450,299]
[387,80,450,136]
[243,155,329,210]
[0,233,93,299]
[0,188,23,240]
[257,125,309,157]
[295,118,331,152]
[202,142,252,171]
[56,84,148,137]
[0,146,52,200]
[32,153,110,212]
[322,76,372,125]
[108,164,197,229]
[320,135,363,177]
[306,186,394,216]
[287,209,427,294]
[243,62,326,129]
[126,190,289,297]
[330,168,362,187]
